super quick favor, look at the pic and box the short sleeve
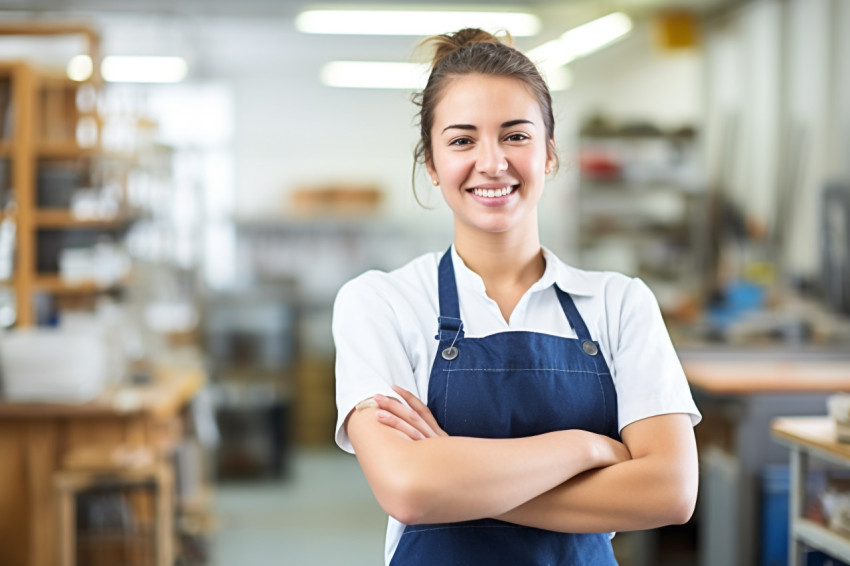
[332,273,418,453]
[611,278,701,431]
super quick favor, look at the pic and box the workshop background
[0,0,849,565]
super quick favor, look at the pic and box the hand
[591,434,632,468]
[373,385,448,440]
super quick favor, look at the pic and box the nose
[476,141,508,176]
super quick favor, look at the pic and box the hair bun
[424,28,513,70]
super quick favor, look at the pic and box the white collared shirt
[332,246,701,564]
[334,246,700,453]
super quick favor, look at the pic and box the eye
[449,137,474,146]
[505,133,530,142]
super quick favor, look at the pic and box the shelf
[77,528,155,542]
[795,518,850,563]
[36,141,98,159]
[33,275,124,294]
[579,179,701,194]
[35,209,130,229]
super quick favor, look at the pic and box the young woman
[332,28,701,565]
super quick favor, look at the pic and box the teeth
[472,186,514,198]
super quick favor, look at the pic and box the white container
[0,329,107,403]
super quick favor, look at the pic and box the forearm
[496,453,697,532]
[497,414,699,533]
[348,407,620,525]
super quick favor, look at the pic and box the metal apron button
[582,340,598,356]
[442,346,459,361]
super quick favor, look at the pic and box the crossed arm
[346,386,698,532]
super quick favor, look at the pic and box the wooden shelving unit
[36,141,99,159]
[2,60,37,326]
[33,275,119,294]
[0,24,132,326]
[34,209,129,229]
[0,24,211,566]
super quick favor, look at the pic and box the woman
[332,28,701,565]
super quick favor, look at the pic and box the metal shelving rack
[773,417,850,565]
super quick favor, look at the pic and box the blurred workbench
[0,363,205,566]
[682,349,850,566]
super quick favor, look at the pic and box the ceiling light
[320,61,430,89]
[296,9,540,37]
[67,55,94,82]
[101,56,188,83]
[541,66,573,92]
[529,12,632,69]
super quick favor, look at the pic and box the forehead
[432,73,542,129]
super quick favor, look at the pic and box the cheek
[435,156,467,184]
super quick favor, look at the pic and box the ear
[425,152,438,182]
[546,139,557,172]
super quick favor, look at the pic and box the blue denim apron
[390,249,620,566]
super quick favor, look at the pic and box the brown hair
[412,28,558,196]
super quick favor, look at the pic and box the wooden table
[681,353,850,566]
[772,417,850,566]
[0,364,205,566]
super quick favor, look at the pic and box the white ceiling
[0,0,739,82]
[1,0,736,18]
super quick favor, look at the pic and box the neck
[453,222,544,290]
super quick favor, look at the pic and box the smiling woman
[332,28,701,566]
[426,73,552,239]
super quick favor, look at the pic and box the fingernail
[376,409,389,419]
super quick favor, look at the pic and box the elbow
[660,471,698,526]
[375,474,435,525]
[666,488,697,525]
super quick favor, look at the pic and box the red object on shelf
[579,152,622,181]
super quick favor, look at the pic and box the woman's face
[426,73,554,237]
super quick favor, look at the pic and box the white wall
[231,75,424,219]
[703,0,782,230]
[227,19,703,263]
[561,21,702,130]
[701,0,848,280]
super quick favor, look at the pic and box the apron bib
[390,249,620,566]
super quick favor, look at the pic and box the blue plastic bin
[761,465,790,566]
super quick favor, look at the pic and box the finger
[374,394,439,439]
[376,409,425,440]
[391,385,447,437]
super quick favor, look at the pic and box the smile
[468,185,517,198]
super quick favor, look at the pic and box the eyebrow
[441,119,535,133]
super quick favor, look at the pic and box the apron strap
[436,247,464,341]
[555,285,594,342]
[438,248,595,345]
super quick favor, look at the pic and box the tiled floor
[211,448,387,566]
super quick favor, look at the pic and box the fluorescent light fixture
[541,66,573,92]
[67,55,93,82]
[321,60,573,91]
[101,56,188,83]
[296,9,540,37]
[529,12,633,69]
[319,12,629,90]
[321,61,429,89]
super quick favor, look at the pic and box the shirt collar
[449,245,596,297]
[540,247,596,297]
